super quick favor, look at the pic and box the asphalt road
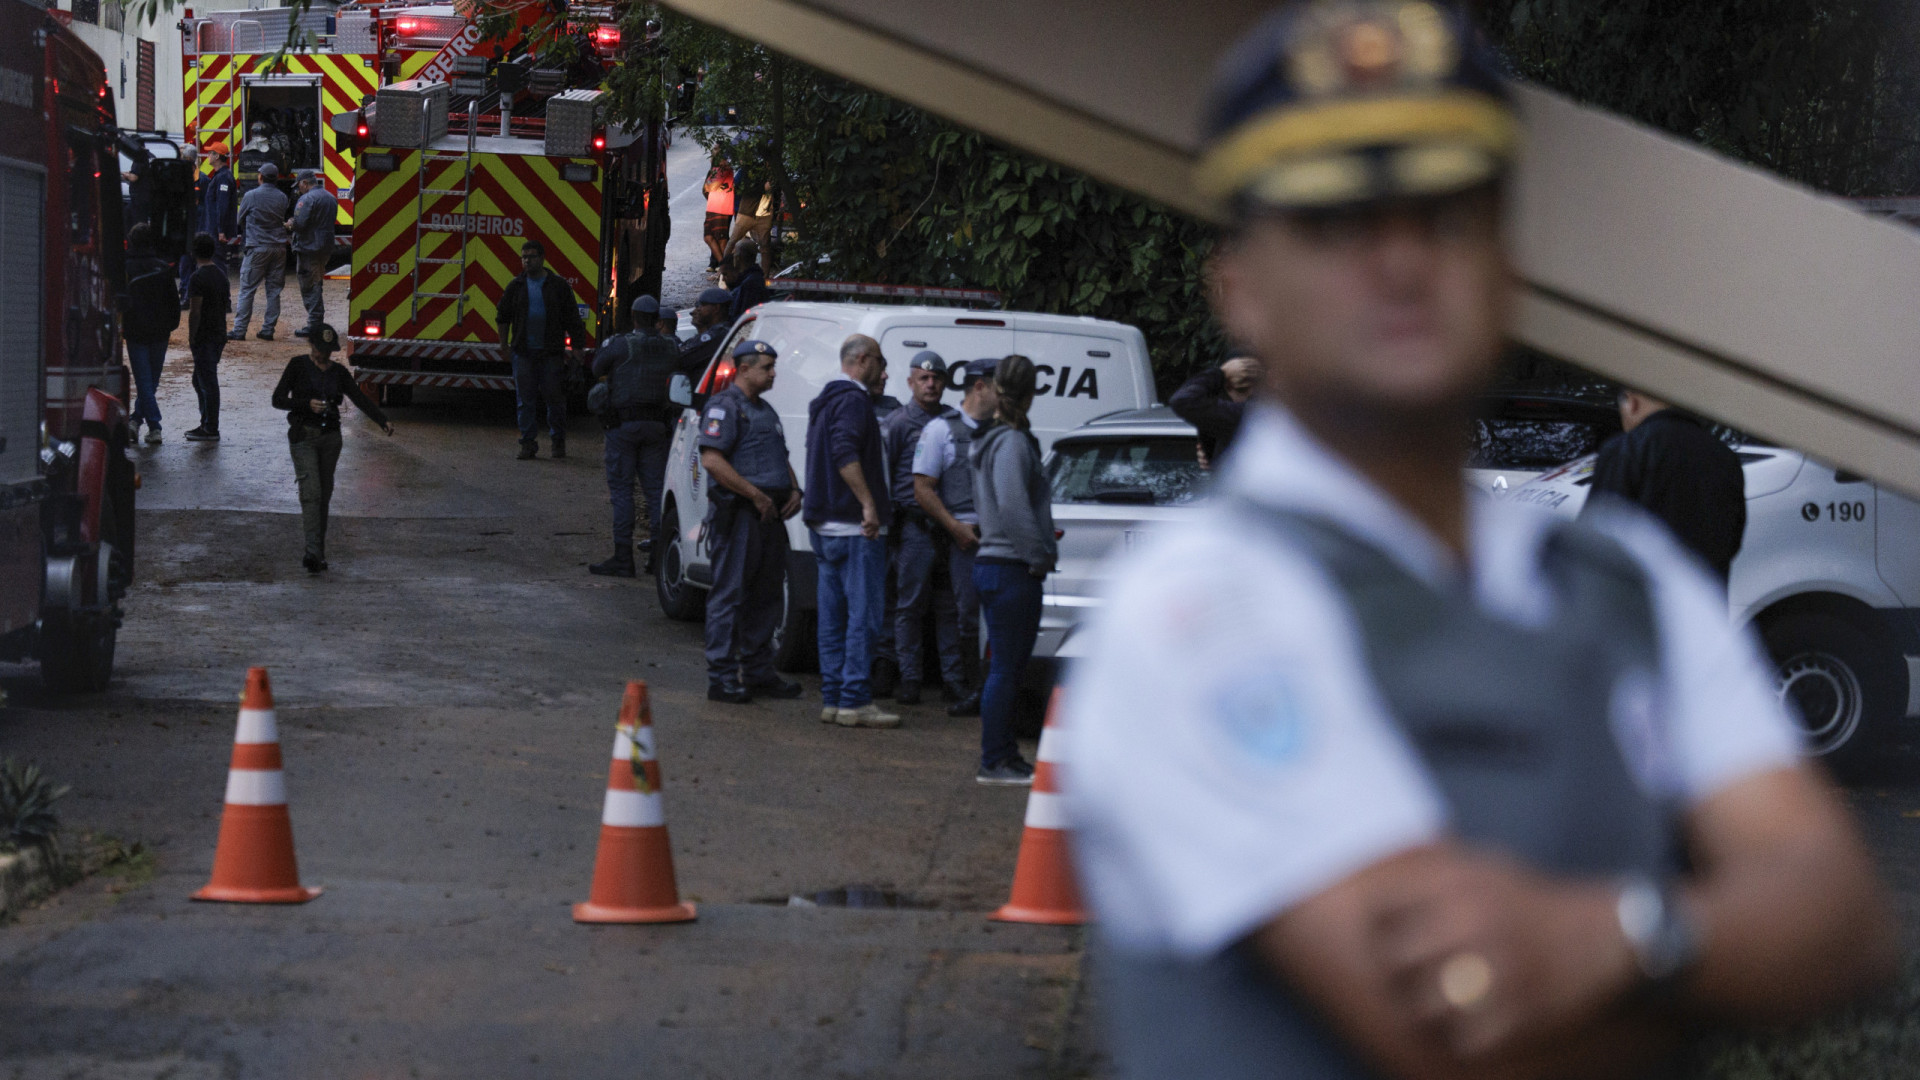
[0,135,1083,1080]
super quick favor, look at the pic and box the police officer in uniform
[878,351,958,705]
[1064,5,1893,1078]
[590,295,689,578]
[678,286,737,374]
[915,358,997,715]
[699,340,805,704]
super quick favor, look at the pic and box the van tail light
[707,358,736,393]
[1054,529,1065,540]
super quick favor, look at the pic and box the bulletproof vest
[1098,507,1678,1080]
[718,388,789,489]
[938,414,978,517]
[609,331,680,410]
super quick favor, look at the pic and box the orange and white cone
[193,667,321,904]
[991,689,1087,925]
[573,681,697,924]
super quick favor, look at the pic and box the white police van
[1510,445,1920,768]
[654,301,1159,670]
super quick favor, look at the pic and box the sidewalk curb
[0,846,52,920]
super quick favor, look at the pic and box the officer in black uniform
[590,294,688,578]
[699,340,805,704]
[678,286,736,374]
[880,351,958,705]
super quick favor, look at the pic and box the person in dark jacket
[270,323,395,573]
[1582,389,1748,582]
[201,144,238,267]
[729,238,770,321]
[122,223,181,446]
[1169,355,1260,467]
[183,231,230,441]
[969,354,1053,785]
[497,240,588,460]
[804,334,897,729]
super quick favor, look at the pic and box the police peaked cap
[1197,1,1517,210]
[631,295,660,315]
[732,339,776,360]
[908,350,947,375]
[697,287,734,306]
[959,357,998,386]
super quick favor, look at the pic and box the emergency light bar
[769,279,1003,307]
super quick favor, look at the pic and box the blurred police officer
[1583,389,1747,583]
[678,286,737,374]
[1064,5,1893,1078]
[590,295,686,578]
[699,340,804,704]
[915,357,998,715]
[879,351,958,705]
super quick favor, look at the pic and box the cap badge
[1288,1,1458,97]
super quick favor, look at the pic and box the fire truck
[0,0,170,691]
[341,21,668,400]
[178,0,621,236]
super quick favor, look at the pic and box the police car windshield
[1048,437,1209,506]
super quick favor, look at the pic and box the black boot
[517,441,537,460]
[946,688,982,717]
[550,437,567,460]
[589,547,635,578]
[870,656,900,699]
[707,678,752,704]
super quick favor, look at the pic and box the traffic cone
[193,667,321,903]
[573,681,697,924]
[991,689,1086,924]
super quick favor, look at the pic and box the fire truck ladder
[409,100,481,323]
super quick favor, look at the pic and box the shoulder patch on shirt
[706,406,727,420]
[1214,670,1312,764]
[704,418,722,437]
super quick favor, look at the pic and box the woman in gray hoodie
[969,355,1056,785]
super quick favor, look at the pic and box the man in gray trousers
[289,169,338,339]
[228,162,291,341]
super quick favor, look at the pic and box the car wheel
[1761,610,1900,773]
[654,507,705,622]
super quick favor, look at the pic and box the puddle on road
[758,886,936,910]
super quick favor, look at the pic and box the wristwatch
[1615,876,1703,994]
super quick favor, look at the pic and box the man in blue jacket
[804,334,898,729]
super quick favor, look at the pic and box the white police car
[654,301,1160,670]
[1510,443,1920,767]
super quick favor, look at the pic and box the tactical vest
[609,331,680,412]
[718,387,789,490]
[1098,507,1680,1080]
[938,414,978,518]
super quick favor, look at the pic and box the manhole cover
[780,886,933,909]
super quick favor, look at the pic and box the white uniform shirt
[913,410,983,524]
[1063,406,1802,958]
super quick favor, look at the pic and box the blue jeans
[126,341,166,431]
[812,532,888,708]
[975,559,1044,769]
[510,350,568,445]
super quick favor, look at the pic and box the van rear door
[1013,329,1151,451]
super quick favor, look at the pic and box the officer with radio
[589,295,687,578]
[699,340,804,704]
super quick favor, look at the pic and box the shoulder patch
[706,406,727,419]
[704,418,723,437]
[1213,670,1311,764]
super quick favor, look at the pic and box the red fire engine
[0,0,165,690]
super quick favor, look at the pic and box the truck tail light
[591,131,606,152]
[361,313,384,337]
[593,25,620,49]
[395,15,419,34]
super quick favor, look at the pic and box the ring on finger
[1437,951,1494,1011]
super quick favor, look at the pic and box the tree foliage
[1475,0,1920,196]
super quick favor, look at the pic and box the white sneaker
[820,705,839,723]
[835,703,901,729]
[144,426,163,445]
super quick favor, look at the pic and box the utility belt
[708,486,791,535]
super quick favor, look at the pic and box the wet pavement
[0,133,1083,1079]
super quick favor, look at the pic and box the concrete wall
[51,0,266,139]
